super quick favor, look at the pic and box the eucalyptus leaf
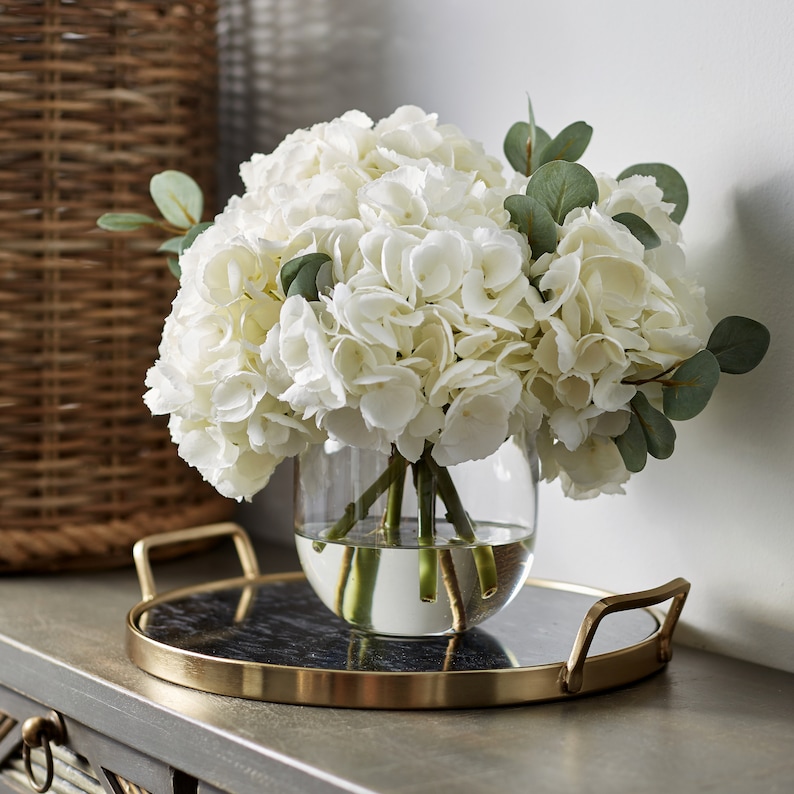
[525,160,599,224]
[706,315,770,374]
[157,236,185,254]
[612,212,662,250]
[614,412,648,473]
[150,170,204,229]
[315,258,335,296]
[167,257,181,279]
[280,253,332,296]
[529,127,551,175]
[179,221,213,254]
[504,194,557,257]
[287,261,326,301]
[662,350,721,420]
[525,97,552,176]
[535,121,593,168]
[96,212,156,231]
[527,95,537,152]
[617,162,689,224]
[504,121,531,175]
[631,391,676,459]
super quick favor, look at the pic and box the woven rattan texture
[0,1,232,572]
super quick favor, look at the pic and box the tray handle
[560,577,691,694]
[132,522,260,602]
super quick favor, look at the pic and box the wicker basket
[0,1,234,573]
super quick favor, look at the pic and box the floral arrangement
[100,101,769,504]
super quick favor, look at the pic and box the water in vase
[295,518,535,636]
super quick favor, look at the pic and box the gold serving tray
[126,523,690,710]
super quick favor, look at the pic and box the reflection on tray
[137,577,657,674]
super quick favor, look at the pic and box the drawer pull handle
[21,711,65,793]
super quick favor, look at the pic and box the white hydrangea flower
[597,173,682,245]
[275,297,347,417]
[432,376,522,467]
[536,421,631,500]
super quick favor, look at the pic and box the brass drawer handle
[21,711,65,793]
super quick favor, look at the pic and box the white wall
[230,0,794,672]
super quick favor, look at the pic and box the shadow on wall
[701,168,792,346]
[217,0,391,204]
[731,171,792,342]
[700,169,794,443]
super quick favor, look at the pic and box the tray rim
[126,572,676,709]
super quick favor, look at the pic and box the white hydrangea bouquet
[100,100,770,633]
[100,101,769,504]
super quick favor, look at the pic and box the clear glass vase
[294,433,538,637]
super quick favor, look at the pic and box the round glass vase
[294,434,538,637]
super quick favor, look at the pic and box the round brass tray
[126,523,690,710]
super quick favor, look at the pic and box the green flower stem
[343,547,381,627]
[346,632,374,671]
[426,455,498,600]
[416,458,438,603]
[382,450,405,546]
[326,454,407,542]
[333,545,355,616]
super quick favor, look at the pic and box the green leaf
[167,257,181,279]
[157,236,185,254]
[179,221,213,254]
[280,252,332,300]
[157,222,212,261]
[525,160,599,224]
[503,96,551,176]
[612,212,662,250]
[662,350,721,420]
[529,127,551,175]
[96,212,156,231]
[614,412,648,473]
[706,315,770,374]
[631,391,676,459]
[526,96,552,175]
[535,121,593,167]
[617,162,689,224]
[504,121,531,175]
[149,171,204,229]
[288,263,322,301]
[315,258,335,297]
[504,194,558,257]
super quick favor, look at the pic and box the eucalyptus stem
[416,458,438,603]
[326,454,407,542]
[426,455,499,599]
[442,633,463,672]
[439,549,466,632]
